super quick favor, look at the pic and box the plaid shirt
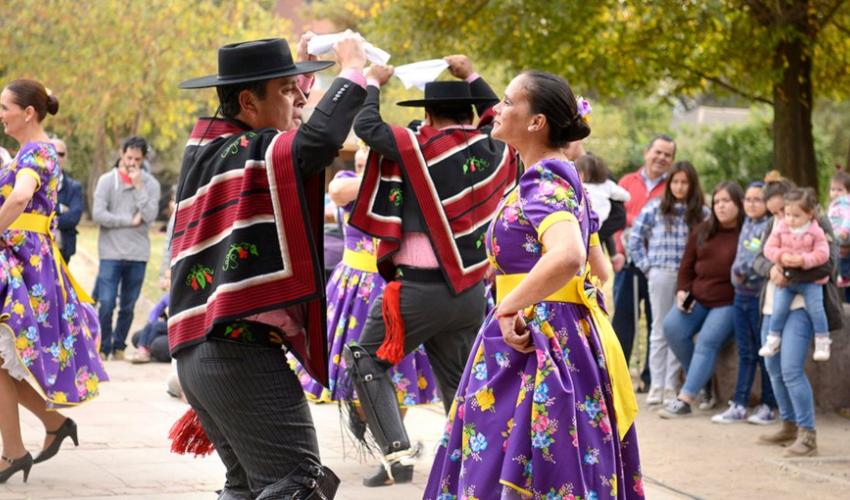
[628,198,707,274]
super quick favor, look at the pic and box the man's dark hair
[217,80,269,120]
[425,103,474,125]
[122,136,149,157]
[646,134,676,154]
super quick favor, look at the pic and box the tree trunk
[87,118,108,218]
[772,32,818,190]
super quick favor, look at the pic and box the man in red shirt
[611,135,676,390]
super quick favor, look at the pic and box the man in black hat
[168,33,366,499]
[344,55,519,486]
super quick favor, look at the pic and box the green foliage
[675,112,835,199]
[310,0,850,189]
[0,0,282,203]
[678,118,774,191]
[584,99,674,177]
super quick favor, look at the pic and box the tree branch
[830,19,850,35]
[816,0,849,31]
[664,58,774,105]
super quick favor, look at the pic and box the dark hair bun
[565,116,590,142]
[46,94,59,115]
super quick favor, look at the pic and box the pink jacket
[764,218,830,283]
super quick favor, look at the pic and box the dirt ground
[634,397,849,499]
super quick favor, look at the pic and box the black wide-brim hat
[179,38,335,89]
[396,81,499,107]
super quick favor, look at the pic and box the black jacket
[56,173,83,260]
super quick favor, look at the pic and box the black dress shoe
[0,453,33,484]
[34,418,78,464]
[362,462,413,487]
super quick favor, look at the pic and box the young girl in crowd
[628,161,706,406]
[761,188,832,361]
[712,181,776,424]
[828,170,850,289]
[577,153,631,225]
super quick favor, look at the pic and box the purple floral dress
[293,170,440,406]
[0,142,107,408]
[425,160,643,499]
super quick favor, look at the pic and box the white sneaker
[758,335,781,357]
[697,388,717,411]
[662,388,678,406]
[747,404,778,425]
[711,402,747,424]
[646,386,663,405]
[813,337,831,361]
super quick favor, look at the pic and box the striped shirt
[628,198,708,274]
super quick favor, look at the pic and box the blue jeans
[762,312,815,429]
[732,294,776,408]
[612,263,652,385]
[96,259,147,355]
[139,321,167,349]
[769,282,829,337]
[839,254,850,280]
[663,301,735,398]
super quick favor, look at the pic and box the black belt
[395,265,445,283]
[207,320,285,348]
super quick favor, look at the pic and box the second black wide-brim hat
[396,81,499,107]
[179,38,335,89]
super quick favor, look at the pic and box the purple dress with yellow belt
[296,170,440,406]
[0,142,107,408]
[425,159,642,499]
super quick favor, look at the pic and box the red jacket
[616,168,667,254]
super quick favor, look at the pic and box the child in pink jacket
[760,188,832,361]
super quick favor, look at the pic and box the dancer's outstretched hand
[297,31,317,62]
[334,30,366,71]
[445,54,473,80]
[366,64,394,86]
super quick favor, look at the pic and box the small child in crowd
[827,170,850,288]
[761,188,831,361]
[577,153,630,263]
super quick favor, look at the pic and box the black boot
[362,462,414,487]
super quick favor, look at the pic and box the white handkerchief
[307,32,391,65]
[393,59,449,90]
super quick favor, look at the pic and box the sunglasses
[57,151,66,157]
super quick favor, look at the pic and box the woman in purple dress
[425,71,642,499]
[0,79,107,483]
[296,148,440,409]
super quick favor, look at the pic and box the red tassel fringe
[377,281,405,365]
[169,408,215,457]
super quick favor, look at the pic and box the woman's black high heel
[0,453,33,483]
[33,418,78,464]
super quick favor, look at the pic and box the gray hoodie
[92,168,161,262]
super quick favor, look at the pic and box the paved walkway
[1,361,695,499]
[1,247,845,498]
[3,355,847,499]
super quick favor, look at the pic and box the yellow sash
[8,212,94,303]
[342,248,378,273]
[496,272,638,441]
